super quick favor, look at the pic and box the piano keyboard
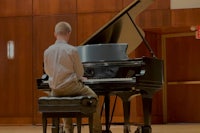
[39,77,136,88]
[83,77,136,83]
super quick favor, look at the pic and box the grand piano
[37,0,164,133]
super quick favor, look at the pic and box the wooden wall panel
[171,9,200,27]
[77,0,123,13]
[167,84,200,122]
[77,13,117,44]
[148,0,170,9]
[130,96,144,123]
[129,91,163,124]
[0,17,33,124]
[33,0,76,15]
[0,0,32,16]
[124,0,171,28]
[136,9,171,28]
[123,0,136,7]
[33,15,77,124]
[122,0,170,9]
[166,35,200,81]
[133,29,163,58]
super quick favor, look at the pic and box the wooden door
[165,33,200,122]
[0,17,33,124]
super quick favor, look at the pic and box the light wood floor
[0,124,200,133]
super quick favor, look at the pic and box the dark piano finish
[37,0,163,133]
[78,46,163,133]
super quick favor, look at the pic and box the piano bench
[38,96,97,133]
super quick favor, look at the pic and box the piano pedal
[134,126,152,133]
[102,130,112,133]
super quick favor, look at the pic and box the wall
[0,0,199,125]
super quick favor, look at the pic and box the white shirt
[44,40,84,90]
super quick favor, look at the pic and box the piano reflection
[37,0,164,133]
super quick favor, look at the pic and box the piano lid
[79,0,155,54]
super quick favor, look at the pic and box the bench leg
[52,117,60,133]
[77,117,82,133]
[42,114,47,133]
[89,115,93,133]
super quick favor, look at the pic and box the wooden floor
[0,124,200,133]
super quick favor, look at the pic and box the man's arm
[73,49,84,79]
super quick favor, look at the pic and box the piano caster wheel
[134,126,152,133]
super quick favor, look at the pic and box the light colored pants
[50,80,102,133]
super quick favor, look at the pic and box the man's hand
[81,77,88,81]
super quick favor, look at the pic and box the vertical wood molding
[161,34,167,123]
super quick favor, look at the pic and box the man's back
[44,40,84,90]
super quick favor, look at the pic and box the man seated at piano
[43,21,102,133]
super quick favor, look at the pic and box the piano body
[37,0,164,133]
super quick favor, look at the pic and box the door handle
[7,40,15,59]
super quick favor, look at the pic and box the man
[44,21,102,133]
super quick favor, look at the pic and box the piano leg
[102,93,112,133]
[114,91,137,133]
[135,97,152,133]
[123,100,131,133]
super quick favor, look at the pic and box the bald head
[54,21,72,35]
[54,21,72,42]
